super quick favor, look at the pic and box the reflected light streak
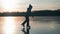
[3,17,15,34]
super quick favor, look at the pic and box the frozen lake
[0,16,60,34]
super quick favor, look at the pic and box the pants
[22,16,29,26]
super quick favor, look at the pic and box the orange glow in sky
[0,0,60,12]
[0,0,21,12]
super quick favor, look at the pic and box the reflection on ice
[0,16,60,34]
[3,17,15,34]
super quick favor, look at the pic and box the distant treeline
[32,9,60,16]
[32,9,60,12]
[0,9,60,16]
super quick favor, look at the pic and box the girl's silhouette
[21,4,32,28]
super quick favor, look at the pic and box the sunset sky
[0,0,60,34]
[0,0,60,12]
